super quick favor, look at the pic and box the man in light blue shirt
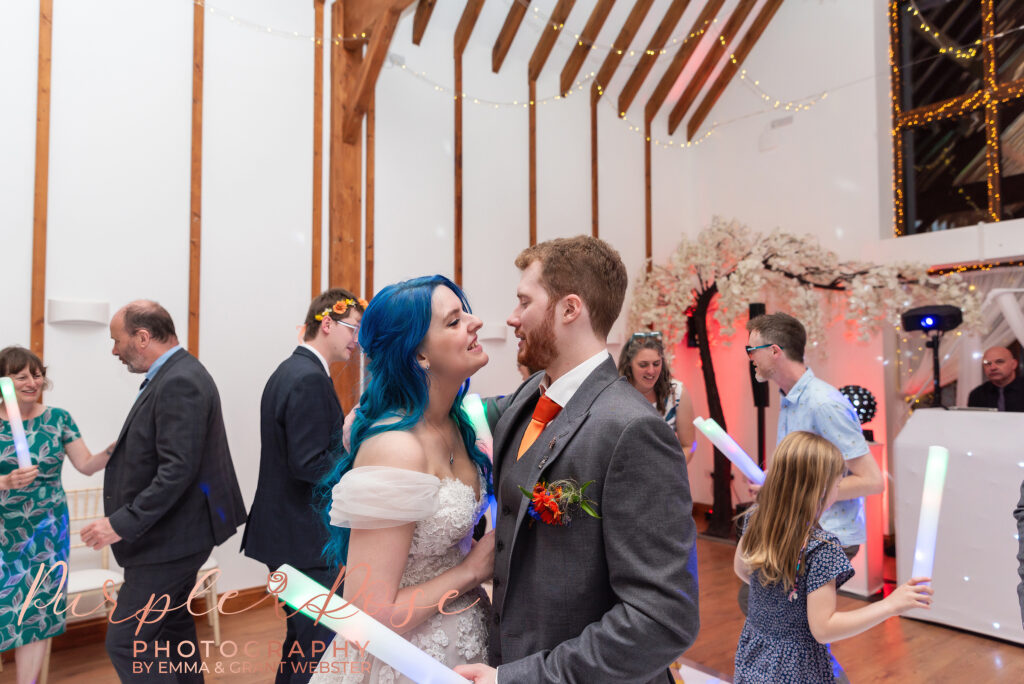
[745,312,883,551]
[742,313,884,683]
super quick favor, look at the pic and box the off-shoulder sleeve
[329,465,441,529]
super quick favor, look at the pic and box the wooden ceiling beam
[492,0,527,73]
[591,0,655,102]
[687,0,784,140]
[343,4,402,143]
[455,0,486,55]
[644,0,724,124]
[528,0,577,82]
[412,0,436,45]
[616,0,690,117]
[344,0,415,45]
[559,0,617,95]
[667,0,757,135]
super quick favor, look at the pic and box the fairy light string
[192,0,1024,152]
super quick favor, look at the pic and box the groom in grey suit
[457,237,699,684]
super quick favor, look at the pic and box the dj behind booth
[894,305,1024,644]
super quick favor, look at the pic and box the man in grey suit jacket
[457,237,699,684]
[83,301,246,682]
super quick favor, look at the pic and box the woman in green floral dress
[0,346,113,684]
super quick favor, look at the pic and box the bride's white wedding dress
[310,465,490,684]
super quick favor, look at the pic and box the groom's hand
[343,404,359,452]
[453,663,496,683]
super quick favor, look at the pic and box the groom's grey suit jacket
[487,358,699,683]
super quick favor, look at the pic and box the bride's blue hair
[317,274,494,567]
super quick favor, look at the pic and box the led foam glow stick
[271,565,469,684]
[693,416,765,485]
[462,394,492,459]
[0,377,32,468]
[911,445,949,581]
[462,394,498,525]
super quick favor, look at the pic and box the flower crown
[314,298,369,321]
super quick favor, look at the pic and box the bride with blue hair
[311,275,495,683]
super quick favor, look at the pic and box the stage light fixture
[901,305,963,407]
[901,305,962,332]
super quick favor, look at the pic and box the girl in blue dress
[733,431,933,683]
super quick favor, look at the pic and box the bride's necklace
[426,419,455,465]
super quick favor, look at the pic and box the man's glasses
[332,318,360,335]
[745,343,781,356]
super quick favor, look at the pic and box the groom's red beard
[517,305,558,373]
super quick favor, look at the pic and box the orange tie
[517,394,563,459]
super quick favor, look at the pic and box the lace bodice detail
[312,468,490,684]
[401,473,487,589]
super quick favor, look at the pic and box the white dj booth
[893,408,1024,644]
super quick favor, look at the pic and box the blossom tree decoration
[630,217,982,536]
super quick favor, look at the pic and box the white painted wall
[4,0,1023,593]
[0,0,38,351]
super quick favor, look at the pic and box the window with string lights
[890,0,1024,235]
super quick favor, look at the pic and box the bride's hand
[454,663,496,683]
[462,530,495,584]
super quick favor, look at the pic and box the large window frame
[890,0,1024,236]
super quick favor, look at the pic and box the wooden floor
[5,536,1022,683]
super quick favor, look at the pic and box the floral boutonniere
[519,479,600,526]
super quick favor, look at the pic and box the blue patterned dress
[734,525,854,683]
[0,407,79,650]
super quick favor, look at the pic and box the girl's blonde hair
[740,431,845,591]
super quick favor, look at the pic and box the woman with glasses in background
[617,332,696,462]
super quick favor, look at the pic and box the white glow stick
[271,565,469,684]
[693,416,765,485]
[0,377,32,468]
[911,446,949,581]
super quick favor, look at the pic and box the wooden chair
[65,487,125,616]
[40,487,127,684]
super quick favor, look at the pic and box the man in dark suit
[457,237,699,684]
[241,288,364,683]
[967,346,1024,411]
[83,300,246,682]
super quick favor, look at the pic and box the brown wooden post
[365,93,375,297]
[329,2,365,411]
[326,0,412,408]
[30,0,54,358]
[589,0,655,239]
[312,0,325,297]
[188,0,204,356]
[590,89,599,237]
[453,0,486,286]
[644,120,652,270]
[528,80,537,246]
